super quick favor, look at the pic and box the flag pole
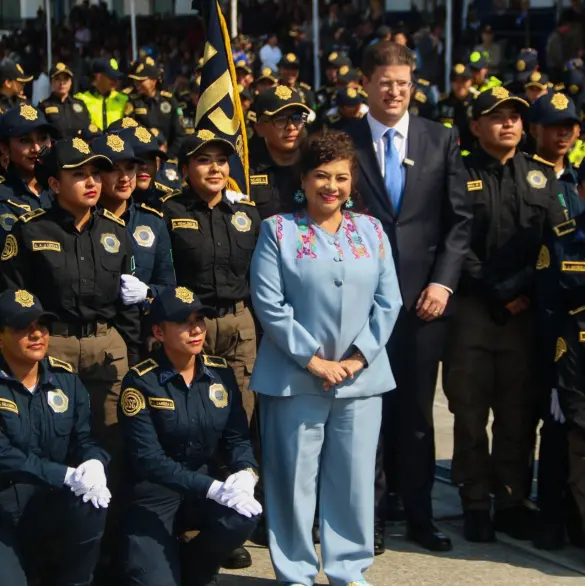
[46,0,53,72]
[130,0,138,62]
[230,0,238,39]
[312,0,320,91]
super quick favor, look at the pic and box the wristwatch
[245,467,260,483]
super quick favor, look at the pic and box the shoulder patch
[7,199,31,212]
[237,199,256,207]
[154,181,174,193]
[555,337,567,362]
[161,190,181,203]
[0,398,18,414]
[121,388,146,417]
[139,203,164,218]
[102,209,126,227]
[417,78,430,86]
[48,356,74,372]
[167,158,178,165]
[160,90,173,98]
[532,154,555,167]
[553,219,577,237]
[19,208,45,223]
[131,358,159,376]
[202,355,228,368]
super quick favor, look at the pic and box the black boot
[374,521,385,556]
[221,547,252,570]
[463,510,496,543]
[386,492,406,523]
[533,515,565,550]
[494,506,535,541]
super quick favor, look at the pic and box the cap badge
[135,127,152,143]
[160,102,172,114]
[122,117,138,128]
[262,67,272,77]
[551,93,569,111]
[47,389,69,414]
[100,233,121,254]
[329,52,338,62]
[491,87,509,99]
[176,286,194,304]
[570,84,580,95]
[470,51,481,63]
[20,104,38,121]
[72,137,90,154]
[236,60,246,67]
[231,211,252,233]
[136,63,144,74]
[347,88,357,98]
[339,65,349,76]
[145,56,155,66]
[286,53,296,63]
[197,129,216,141]
[275,85,292,100]
[14,290,34,308]
[516,59,526,72]
[106,134,125,152]
[133,225,155,248]
[56,62,66,72]
[527,170,547,189]
[89,123,99,132]
[209,383,228,408]
[1,234,18,261]
[16,64,24,74]
[109,58,119,71]
[454,63,465,74]
[530,71,541,82]
[165,167,178,181]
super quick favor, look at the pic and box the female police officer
[90,132,176,302]
[161,129,260,422]
[0,288,110,586]
[118,286,260,586]
[0,137,141,459]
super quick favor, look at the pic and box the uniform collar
[51,201,96,232]
[0,356,59,390]
[153,349,213,387]
[249,141,290,173]
[558,158,578,183]
[472,147,513,170]
[184,185,233,212]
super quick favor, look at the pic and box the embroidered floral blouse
[250,211,403,398]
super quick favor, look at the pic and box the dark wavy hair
[297,130,362,210]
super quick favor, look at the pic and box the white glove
[81,485,112,509]
[70,459,107,493]
[223,470,257,496]
[550,388,566,424]
[229,493,263,518]
[64,467,76,487]
[121,274,149,305]
[206,481,262,518]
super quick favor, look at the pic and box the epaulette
[122,86,133,95]
[532,153,555,167]
[140,203,164,218]
[553,219,577,237]
[328,114,341,124]
[237,199,256,206]
[167,158,178,165]
[131,358,159,376]
[154,181,174,193]
[7,200,31,211]
[0,176,4,184]
[160,90,173,99]
[102,209,126,226]
[19,208,45,223]
[160,190,181,203]
[48,356,74,372]
[185,128,195,135]
[417,78,430,86]
[299,82,312,91]
[414,90,427,103]
[554,83,565,92]
[202,355,228,368]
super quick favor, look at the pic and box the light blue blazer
[250,211,403,399]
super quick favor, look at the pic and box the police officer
[0,105,59,249]
[126,58,186,159]
[0,288,110,586]
[409,73,437,120]
[278,53,316,110]
[89,132,176,302]
[235,60,254,90]
[38,62,92,139]
[319,87,368,131]
[437,63,475,152]
[316,52,351,112]
[469,51,501,94]
[0,61,32,114]
[161,130,260,423]
[253,67,278,96]
[150,128,183,192]
[75,58,128,131]
[530,92,583,219]
[118,286,260,586]
[0,137,141,457]
[524,71,549,105]
[444,87,566,543]
[249,86,311,219]
[506,48,539,95]
[178,79,200,130]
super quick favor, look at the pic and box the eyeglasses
[377,80,413,92]
[271,113,308,129]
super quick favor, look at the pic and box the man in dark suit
[342,41,472,553]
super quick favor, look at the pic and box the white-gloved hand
[550,388,566,424]
[223,470,257,496]
[206,481,262,518]
[70,459,107,493]
[230,493,263,518]
[81,485,112,509]
[63,467,76,487]
[206,480,238,506]
[120,274,149,305]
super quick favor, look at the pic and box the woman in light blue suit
[250,131,402,586]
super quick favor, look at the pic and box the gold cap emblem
[89,123,99,132]
[347,88,357,98]
[197,129,216,141]
[135,127,152,144]
[106,134,125,152]
[136,63,144,73]
[286,53,297,63]
[109,58,119,71]
[145,57,155,66]
[516,59,526,71]
[454,63,465,74]
[72,137,90,154]
[121,117,138,128]
[14,290,34,308]
[175,286,194,303]
[56,62,66,71]
[339,65,349,76]
[328,52,338,62]
[20,104,38,121]
[275,85,292,100]
[551,93,569,111]
[261,67,273,77]
[491,87,510,99]
[570,84,580,95]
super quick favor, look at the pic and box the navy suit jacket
[344,114,472,310]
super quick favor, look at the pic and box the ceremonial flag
[195,0,249,193]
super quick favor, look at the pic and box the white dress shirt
[367,111,410,177]
[259,44,283,72]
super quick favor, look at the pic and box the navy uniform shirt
[436,91,474,152]
[0,355,109,489]
[38,93,92,138]
[118,352,257,496]
[556,161,585,220]
[122,200,176,295]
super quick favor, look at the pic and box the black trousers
[375,308,446,527]
[0,484,106,586]
[119,481,258,586]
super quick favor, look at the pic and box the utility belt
[212,300,246,319]
[50,320,110,338]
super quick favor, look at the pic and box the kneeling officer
[118,286,261,586]
[0,289,110,586]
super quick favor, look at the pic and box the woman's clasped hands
[307,353,367,391]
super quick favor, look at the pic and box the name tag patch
[135,108,148,115]
[171,219,198,230]
[467,180,483,191]
[148,397,175,410]
[44,106,59,114]
[561,261,585,272]
[250,175,268,185]
[0,398,18,414]
[32,240,61,252]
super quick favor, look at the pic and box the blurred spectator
[417,22,444,87]
[546,10,583,82]
[473,25,502,77]
[259,33,282,72]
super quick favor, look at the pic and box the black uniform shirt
[437,91,474,152]
[118,351,257,496]
[162,188,260,307]
[38,93,92,138]
[0,93,26,114]
[0,205,141,362]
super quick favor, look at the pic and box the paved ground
[221,384,585,586]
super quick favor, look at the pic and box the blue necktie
[384,128,405,213]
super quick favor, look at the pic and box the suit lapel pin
[404,158,415,166]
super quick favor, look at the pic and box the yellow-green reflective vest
[74,89,128,130]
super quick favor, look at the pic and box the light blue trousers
[259,393,382,586]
